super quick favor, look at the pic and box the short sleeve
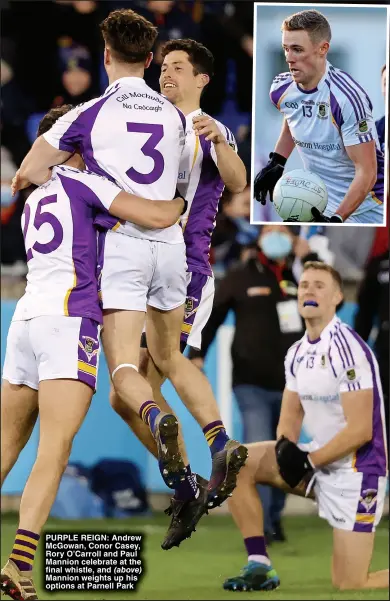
[42,105,86,152]
[330,326,374,393]
[269,73,293,111]
[284,342,300,392]
[56,167,121,212]
[210,122,237,165]
[339,86,376,148]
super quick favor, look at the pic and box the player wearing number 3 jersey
[1,105,185,601]
[15,9,248,550]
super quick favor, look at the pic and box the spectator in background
[354,229,389,440]
[211,185,259,278]
[375,64,386,154]
[325,226,375,283]
[190,225,319,543]
[53,37,95,107]
[1,147,26,274]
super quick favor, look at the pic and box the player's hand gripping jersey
[178,109,237,276]
[285,316,387,475]
[13,166,124,324]
[43,78,186,244]
[270,62,384,220]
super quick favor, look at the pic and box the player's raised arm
[193,115,247,193]
[15,136,71,191]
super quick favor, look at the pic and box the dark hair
[282,9,332,43]
[302,261,342,290]
[161,39,214,78]
[37,105,74,137]
[100,9,158,64]
[381,64,386,75]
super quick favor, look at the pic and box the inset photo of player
[251,3,388,225]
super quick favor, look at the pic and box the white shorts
[300,444,387,532]
[181,272,215,350]
[100,231,187,312]
[2,316,101,391]
[344,203,384,224]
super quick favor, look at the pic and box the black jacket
[189,252,317,391]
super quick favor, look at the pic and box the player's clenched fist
[192,115,225,144]
[253,152,287,205]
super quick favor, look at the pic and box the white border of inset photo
[250,3,389,227]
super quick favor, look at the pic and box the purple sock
[139,400,161,435]
[174,465,199,501]
[10,529,40,571]
[244,536,269,561]
[203,420,229,455]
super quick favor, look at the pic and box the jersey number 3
[126,122,164,185]
[23,195,63,262]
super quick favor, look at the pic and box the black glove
[275,436,315,489]
[180,198,188,215]
[254,152,287,205]
[311,207,343,223]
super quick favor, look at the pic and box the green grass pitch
[1,513,388,600]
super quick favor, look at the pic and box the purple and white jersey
[270,61,384,220]
[13,166,122,324]
[285,316,387,475]
[43,77,185,244]
[178,109,236,275]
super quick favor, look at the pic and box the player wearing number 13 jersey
[255,9,384,224]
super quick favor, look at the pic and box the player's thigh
[145,304,184,366]
[2,320,39,390]
[184,272,214,351]
[37,379,93,451]
[102,309,146,375]
[1,380,38,447]
[30,315,101,392]
[332,528,375,589]
[100,231,153,313]
[147,241,187,315]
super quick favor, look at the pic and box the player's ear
[197,73,210,91]
[104,46,111,67]
[145,52,153,70]
[319,41,330,57]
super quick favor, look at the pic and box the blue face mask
[260,231,292,260]
[1,185,14,207]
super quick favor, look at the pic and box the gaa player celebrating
[1,105,185,601]
[14,10,247,547]
[254,9,384,224]
[222,262,388,592]
[109,38,248,549]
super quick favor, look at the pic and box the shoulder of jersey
[327,65,371,108]
[286,337,304,358]
[270,71,293,91]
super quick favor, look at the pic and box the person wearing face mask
[189,224,319,542]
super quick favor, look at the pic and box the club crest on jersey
[321,354,326,367]
[78,336,99,362]
[347,368,356,381]
[358,119,368,133]
[317,102,328,119]
[360,488,377,512]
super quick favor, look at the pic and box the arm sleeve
[42,104,87,152]
[269,73,293,110]
[330,328,374,393]
[210,125,238,165]
[58,168,122,211]
[340,87,377,147]
[284,343,299,392]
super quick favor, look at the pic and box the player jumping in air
[109,38,248,549]
[13,10,248,549]
[254,9,384,224]
[222,262,388,592]
[1,105,185,601]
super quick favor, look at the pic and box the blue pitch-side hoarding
[1,301,357,494]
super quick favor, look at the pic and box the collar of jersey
[105,76,147,90]
[305,314,340,345]
[296,60,331,95]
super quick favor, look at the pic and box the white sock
[248,554,271,566]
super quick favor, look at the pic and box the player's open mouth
[163,82,177,89]
[303,300,319,307]
[290,69,300,75]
